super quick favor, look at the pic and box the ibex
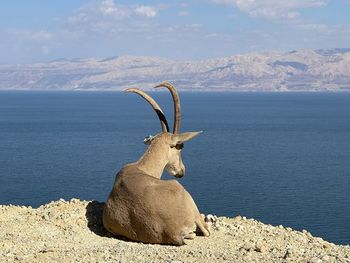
[102,81,210,245]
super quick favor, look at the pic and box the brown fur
[102,132,210,245]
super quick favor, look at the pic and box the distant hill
[1,49,350,91]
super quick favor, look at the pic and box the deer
[102,81,210,245]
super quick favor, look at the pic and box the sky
[1,0,350,64]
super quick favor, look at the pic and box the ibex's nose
[175,168,185,178]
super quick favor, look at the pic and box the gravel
[1,199,349,263]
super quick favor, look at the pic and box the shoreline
[1,88,350,93]
[1,199,349,262]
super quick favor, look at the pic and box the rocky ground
[0,199,349,263]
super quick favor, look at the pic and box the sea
[0,91,349,245]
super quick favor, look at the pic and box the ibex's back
[102,82,210,245]
[103,163,206,245]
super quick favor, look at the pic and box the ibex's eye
[171,143,183,150]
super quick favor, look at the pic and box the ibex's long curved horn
[125,88,170,133]
[154,81,181,134]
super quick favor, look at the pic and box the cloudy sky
[1,0,350,63]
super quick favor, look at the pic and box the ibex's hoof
[184,232,196,240]
[205,214,218,224]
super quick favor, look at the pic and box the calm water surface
[0,91,349,244]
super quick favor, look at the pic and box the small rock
[322,242,333,249]
[308,257,322,263]
[255,240,265,253]
[242,242,255,252]
[42,213,49,220]
[284,248,293,259]
[322,255,330,261]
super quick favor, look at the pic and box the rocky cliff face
[0,199,349,262]
[1,49,350,91]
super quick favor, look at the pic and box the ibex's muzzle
[166,163,185,178]
[174,166,185,178]
[175,171,184,178]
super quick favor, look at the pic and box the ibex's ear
[171,131,202,144]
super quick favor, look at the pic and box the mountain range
[1,48,350,91]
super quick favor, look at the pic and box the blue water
[0,91,349,245]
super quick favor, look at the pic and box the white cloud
[68,0,131,25]
[298,23,329,32]
[297,22,350,37]
[211,0,327,20]
[134,5,157,17]
[100,0,117,15]
[66,1,158,34]
[11,29,53,42]
[99,0,130,17]
[31,31,53,41]
[4,0,348,64]
[188,24,202,30]
[178,11,190,17]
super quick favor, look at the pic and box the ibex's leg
[195,219,210,237]
[180,226,196,240]
[183,232,196,239]
[182,232,196,245]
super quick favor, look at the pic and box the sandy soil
[0,199,349,263]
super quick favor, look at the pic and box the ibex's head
[125,82,201,178]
